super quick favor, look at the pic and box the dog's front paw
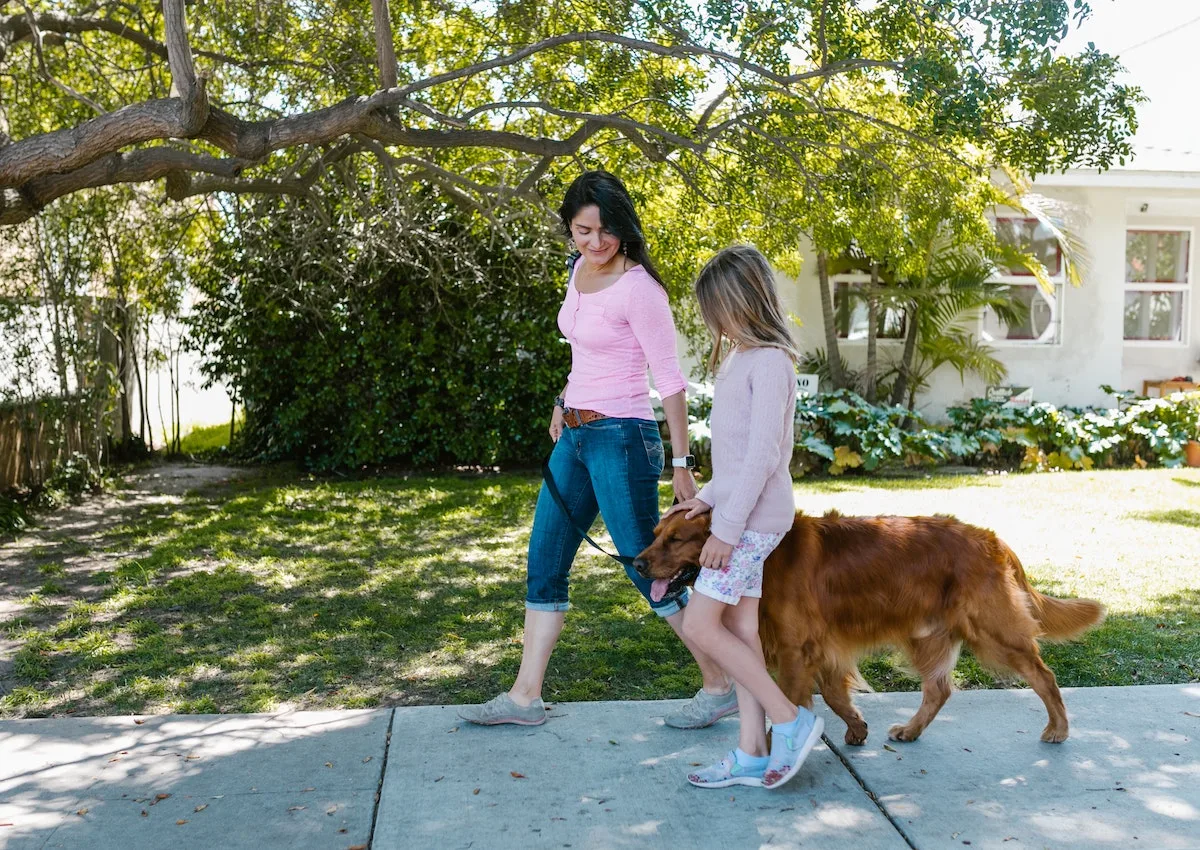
[844,720,868,746]
[887,723,921,742]
[1040,724,1068,743]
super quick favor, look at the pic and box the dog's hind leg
[820,661,870,746]
[972,632,1069,743]
[888,635,960,743]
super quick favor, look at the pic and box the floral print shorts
[693,530,787,605]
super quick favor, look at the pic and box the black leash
[541,454,638,567]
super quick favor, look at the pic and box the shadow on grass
[1,474,692,718]
[1130,508,1200,529]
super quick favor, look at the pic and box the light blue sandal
[687,750,766,788]
[763,709,824,789]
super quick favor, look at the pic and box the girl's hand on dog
[665,498,711,520]
[699,535,734,571]
[549,406,565,442]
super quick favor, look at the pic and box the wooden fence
[0,398,98,491]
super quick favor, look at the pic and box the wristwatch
[554,395,566,410]
[671,455,696,469]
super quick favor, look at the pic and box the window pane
[995,217,1062,276]
[981,284,1059,343]
[1123,290,1185,341]
[1125,230,1190,283]
[834,281,906,340]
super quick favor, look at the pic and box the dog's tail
[1002,542,1105,640]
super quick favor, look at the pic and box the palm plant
[886,187,1084,410]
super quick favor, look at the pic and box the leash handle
[541,455,637,567]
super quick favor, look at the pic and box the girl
[668,244,823,790]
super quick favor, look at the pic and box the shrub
[35,452,105,509]
[189,195,569,470]
[0,494,29,535]
[688,387,1200,477]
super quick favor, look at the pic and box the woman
[459,171,734,728]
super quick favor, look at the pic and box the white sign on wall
[986,385,1033,408]
[797,373,820,396]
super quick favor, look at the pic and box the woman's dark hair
[559,170,666,288]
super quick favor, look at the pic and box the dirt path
[0,463,261,696]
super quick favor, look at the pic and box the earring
[621,242,628,255]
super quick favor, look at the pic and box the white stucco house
[776,149,1200,419]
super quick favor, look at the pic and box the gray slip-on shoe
[457,692,547,726]
[664,686,739,729]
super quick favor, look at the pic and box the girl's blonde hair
[694,244,801,375]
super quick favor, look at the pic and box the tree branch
[0,146,248,224]
[370,0,398,90]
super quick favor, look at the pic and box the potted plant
[1185,391,1200,468]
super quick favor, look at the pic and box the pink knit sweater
[697,346,797,544]
[557,263,688,420]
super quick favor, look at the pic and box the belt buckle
[563,408,580,429]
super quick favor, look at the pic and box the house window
[981,217,1063,345]
[1124,229,1191,343]
[832,275,907,340]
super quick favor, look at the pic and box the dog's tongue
[650,578,670,603]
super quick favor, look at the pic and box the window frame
[1123,226,1193,348]
[980,216,1066,347]
[829,272,908,344]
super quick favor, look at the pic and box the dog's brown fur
[634,510,1104,745]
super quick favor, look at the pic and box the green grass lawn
[2,466,1198,717]
[177,419,238,454]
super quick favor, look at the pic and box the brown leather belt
[562,408,608,428]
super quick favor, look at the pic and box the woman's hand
[671,467,698,502]
[549,406,565,443]
[664,497,711,520]
[699,535,735,571]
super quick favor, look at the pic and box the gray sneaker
[664,686,739,729]
[457,692,547,726]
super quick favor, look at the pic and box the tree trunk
[891,301,919,407]
[816,252,846,390]
[865,262,879,403]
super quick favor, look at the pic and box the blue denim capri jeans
[526,416,687,618]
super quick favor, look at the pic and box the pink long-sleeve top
[557,262,688,420]
[697,346,797,544]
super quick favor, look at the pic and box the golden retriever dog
[633,509,1104,745]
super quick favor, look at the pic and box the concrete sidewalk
[2,685,1197,850]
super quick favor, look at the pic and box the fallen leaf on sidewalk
[150,794,171,805]
[472,788,480,795]
[185,754,200,761]
[176,819,188,826]
[882,744,897,753]
[433,776,444,783]
[140,811,148,817]
[324,762,333,768]
[134,719,146,725]
[326,806,338,816]
[510,771,526,779]
[362,756,372,763]
[1184,711,1200,719]
[193,804,207,813]
[447,727,459,733]
[76,809,88,817]
[348,844,368,850]
[288,806,306,812]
